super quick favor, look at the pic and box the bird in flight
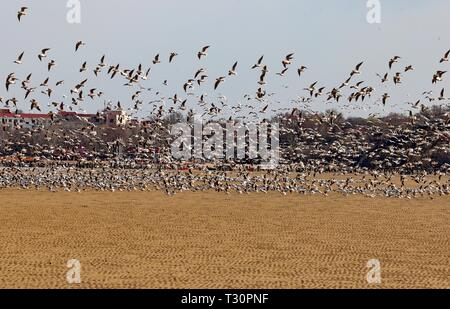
[350,62,364,77]
[276,68,289,77]
[376,73,388,83]
[438,88,446,101]
[30,99,41,111]
[252,56,264,69]
[17,7,28,22]
[197,46,210,60]
[432,70,447,84]
[297,66,307,76]
[214,76,225,90]
[382,93,390,106]
[404,65,414,72]
[282,53,295,68]
[14,52,24,65]
[304,81,318,96]
[169,52,178,63]
[48,60,57,72]
[389,56,401,69]
[38,48,51,61]
[153,54,161,64]
[75,41,86,52]
[228,62,238,76]
[439,49,450,63]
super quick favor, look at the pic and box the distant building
[0,109,51,129]
[0,108,130,129]
[104,109,129,126]
[57,111,100,124]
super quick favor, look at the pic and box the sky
[1,0,450,119]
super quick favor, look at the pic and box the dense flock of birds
[4,7,450,120]
[0,6,449,198]
[0,166,448,200]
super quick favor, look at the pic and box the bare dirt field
[0,189,448,288]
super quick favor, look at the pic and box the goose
[5,73,18,91]
[14,52,24,64]
[438,88,446,101]
[79,61,88,73]
[169,52,178,63]
[98,55,106,67]
[17,7,28,22]
[197,46,210,59]
[376,73,388,83]
[258,72,266,85]
[252,55,264,69]
[75,41,86,52]
[393,72,402,84]
[389,56,401,69]
[439,49,450,63]
[382,93,390,106]
[276,68,289,77]
[282,53,294,68]
[304,81,318,96]
[297,66,307,76]
[404,65,414,72]
[38,48,51,61]
[48,60,57,71]
[432,71,446,84]
[350,62,364,76]
[30,99,41,111]
[228,62,238,76]
[152,54,161,64]
[214,76,225,90]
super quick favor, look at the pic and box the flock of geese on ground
[0,6,449,198]
[0,166,448,199]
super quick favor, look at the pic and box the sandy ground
[0,189,448,288]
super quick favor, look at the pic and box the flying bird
[350,62,364,77]
[79,61,87,73]
[304,81,318,96]
[152,54,161,64]
[252,55,264,69]
[48,60,57,72]
[440,49,450,63]
[389,56,401,69]
[228,62,238,76]
[17,7,28,22]
[99,55,106,67]
[75,41,86,52]
[169,52,178,63]
[38,48,51,61]
[297,66,307,76]
[282,53,294,68]
[438,88,446,101]
[197,46,210,60]
[382,93,390,106]
[14,52,24,64]
[276,68,289,77]
[404,65,414,72]
[30,99,41,111]
[214,76,225,90]
[432,70,447,84]
[376,73,388,83]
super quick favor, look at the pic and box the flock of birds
[0,166,448,200]
[5,6,450,119]
[0,6,449,198]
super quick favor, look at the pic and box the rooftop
[0,109,95,119]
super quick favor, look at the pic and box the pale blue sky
[1,0,450,118]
